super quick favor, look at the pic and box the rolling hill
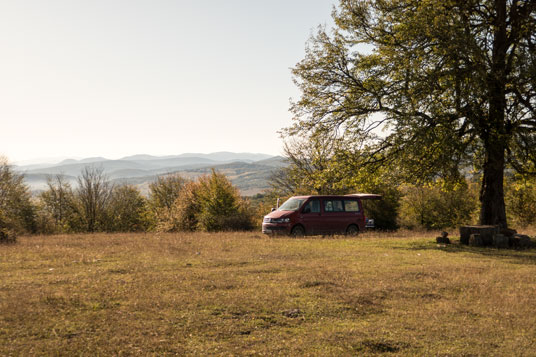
[14,153,286,196]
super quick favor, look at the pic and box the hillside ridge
[15,152,286,196]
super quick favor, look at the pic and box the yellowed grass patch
[1,231,535,355]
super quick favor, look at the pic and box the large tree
[287,0,536,228]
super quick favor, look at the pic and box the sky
[0,0,337,163]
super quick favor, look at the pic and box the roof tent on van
[345,193,383,200]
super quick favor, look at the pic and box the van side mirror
[271,208,276,212]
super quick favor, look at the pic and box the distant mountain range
[14,152,288,196]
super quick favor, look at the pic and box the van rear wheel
[291,225,305,237]
[346,225,359,236]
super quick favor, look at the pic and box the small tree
[107,185,149,232]
[75,166,113,232]
[168,180,201,232]
[271,136,342,196]
[39,174,76,233]
[148,174,186,210]
[196,170,254,232]
[148,174,187,230]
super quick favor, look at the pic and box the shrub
[249,193,283,229]
[351,178,401,231]
[148,174,187,230]
[38,175,77,233]
[195,170,254,231]
[155,170,254,232]
[165,181,201,232]
[505,175,536,227]
[0,156,36,239]
[107,185,150,232]
[33,201,57,235]
[0,211,16,243]
[398,179,478,230]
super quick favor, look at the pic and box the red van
[262,194,381,236]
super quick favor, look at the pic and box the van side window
[302,199,320,213]
[324,200,344,212]
[344,200,360,212]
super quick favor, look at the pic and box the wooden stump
[460,226,498,245]
[436,237,451,244]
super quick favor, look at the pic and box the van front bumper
[262,223,291,235]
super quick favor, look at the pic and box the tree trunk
[480,0,508,229]
[479,142,507,228]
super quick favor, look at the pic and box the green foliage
[153,180,198,232]
[505,175,536,227]
[350,175,401,231]
[0,157,36,239]
[38,175,77,233]
[398,179,479,230]
[33,201,58,235]
[170,181,202,232]
[196,170,254,232]
[249,192,283,229]
[148,174,186,210]
[107,185,150,232]
[148,174,187,230]
[153,170,254,232]
[271,136,348,196]
[0,210,17,243]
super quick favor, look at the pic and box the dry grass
[1,231,536,355]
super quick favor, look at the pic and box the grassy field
[1,231,536,356]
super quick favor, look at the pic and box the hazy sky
[0,0,337,162]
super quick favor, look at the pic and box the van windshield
[278,198,306,211]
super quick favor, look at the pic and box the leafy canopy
[288,0,535,177]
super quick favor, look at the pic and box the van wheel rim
[346,225,359,236]
[292,226,305,237]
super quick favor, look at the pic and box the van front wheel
[291,225,305,237]
[346,225,359,236]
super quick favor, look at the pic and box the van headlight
[272,218,290,223]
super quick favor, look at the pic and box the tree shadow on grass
[396,239,536,265]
